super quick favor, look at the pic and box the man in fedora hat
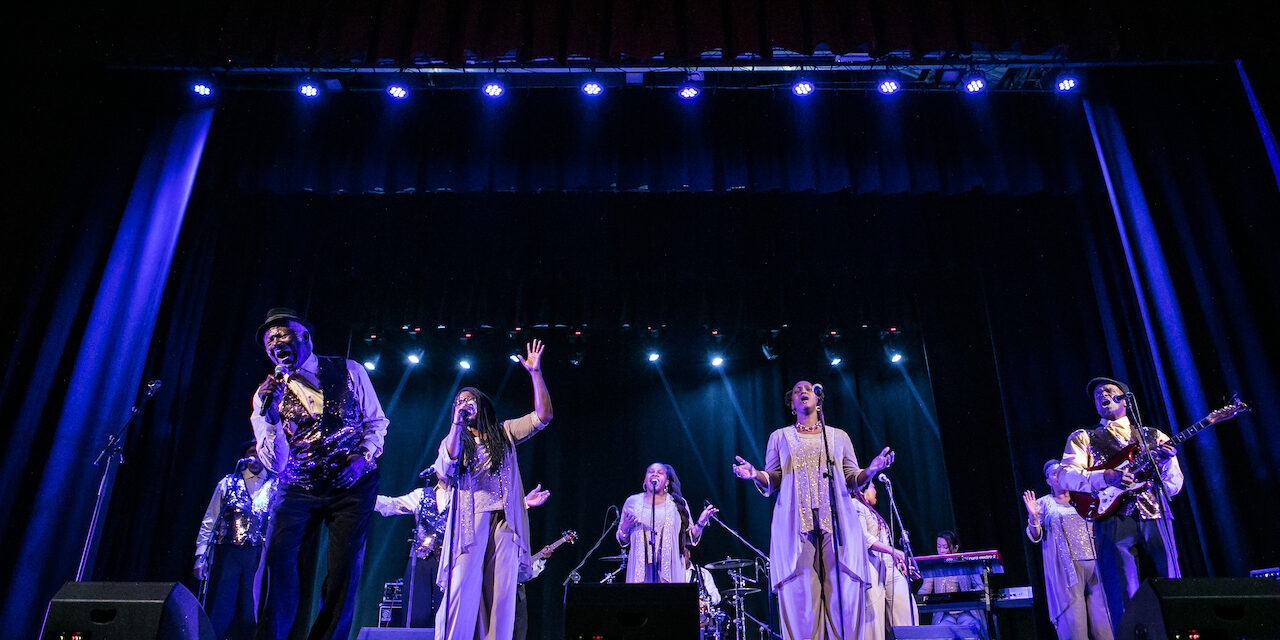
[195,441,277,640]
[1058,377,1182,626]
[250,308,389,640]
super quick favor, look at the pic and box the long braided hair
[457,387,509,474]
[647,463,695,553]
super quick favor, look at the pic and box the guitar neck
[535,535,573,560]
[1169,416,1215,447]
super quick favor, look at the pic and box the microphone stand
[818,417,850,638]
[563,506,619,588]
[199,458,249,606]
[648,482,659,583]
[1124,392,1181,578]
[441,422,467,639]
[76,380,161,581]
[879,477,919,625]
[705,512,781,640]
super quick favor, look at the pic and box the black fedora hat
[1086,376,1130,398]
[255,307,313,343]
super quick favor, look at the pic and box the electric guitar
[1070,396,1250,521]
[533,530,578,562]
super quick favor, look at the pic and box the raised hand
[867,446,895,475]
[697,503,719,527]
[1021,490,1041,518]
[618,509,639,540]
[732,456,758,480]
[520,339,545,373]
[525,483,551,508]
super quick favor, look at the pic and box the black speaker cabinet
[565,583,699,639]
[1117,578,1280,640]
[40,581,214,640]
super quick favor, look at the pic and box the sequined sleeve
[1059,429,1108,493]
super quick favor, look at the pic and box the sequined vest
[277,356,364,489]
[213,474,273,547]
[411,488,448,559]
[1085,424,1164,518]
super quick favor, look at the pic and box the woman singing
[433,340,552,640]
[616,462,718,583]
[732,380,895,639]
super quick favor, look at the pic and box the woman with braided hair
[617,462,718,583]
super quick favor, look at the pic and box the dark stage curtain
[3,63,1278,640]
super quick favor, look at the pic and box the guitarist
[1058,377,1182,624]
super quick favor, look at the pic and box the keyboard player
[917,531,988,638]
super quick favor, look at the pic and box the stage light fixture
[831,357,843,366]
[678,84,701,100]
[890,353,904,363]
[298,82,320,98]
[387,84,408,100]
[363,361,376,371]
[509,354,520,363]
[1055,72,1079,93]
[962,71,987,94]
[459,360,472,370]
[581,80,604,96]
[483,81,506,98]
[407,354,421,365]
[191,82,213,97]
[877,78,901,95]
[648,352,660,362]
[792,80,815,97]
[711,356,724,367]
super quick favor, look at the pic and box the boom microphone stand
[878,474,919,625]
[817,412,851,637]
[704,510,781,640]
[1123,392,1181,578]
[76,379,161,581]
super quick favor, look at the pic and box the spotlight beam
[653,363,718,492]
[716,369,763,463]
[421,369,469,471]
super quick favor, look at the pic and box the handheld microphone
[258,365,289,417]
[419,466,437,479]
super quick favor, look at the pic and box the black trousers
[1094,514,1178,625]
[207,543,262,640]
[257,470,378,640]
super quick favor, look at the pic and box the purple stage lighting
[191,83,212,97]
[877,79,901,95]
[678,85,700,100]
[387,84,408,99]
[581,81,604,96]
[792,80,815,97]
[1056,73,1079,92]
[299,83,320,98]
[962,72,986,94]
[482,81,505,98]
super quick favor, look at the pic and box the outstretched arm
[521,339,553,425]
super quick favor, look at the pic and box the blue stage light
[678,85,700,100]
[299,83,320,98]
[890,353,903,363]
[877,79,901,95]
[387,84,408,99]
[1056,72,1079,92]
[711,356,724,367]
[407,354,421,365]
[648,352,660,362]
[831,358,843,366]
[792,80,815,97]
[459,360,472,370]
[482,81,505,98]
[962,72,986,94]
[581,81,604,96]
[509,354,521,363]
[192,83,212,97]
[363,361,376,371]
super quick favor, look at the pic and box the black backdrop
[4,64,1279,639]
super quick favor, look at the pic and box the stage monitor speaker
[565,583,699,639]
[40,581,214,640]
[354,629,434,639]
[890,624,982,639]
[1117,577,1280,640]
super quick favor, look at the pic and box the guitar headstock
[563,530,578,544]
[1207,395,1251,423]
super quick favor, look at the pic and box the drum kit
[595,554,775,640]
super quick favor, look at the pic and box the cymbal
[722,587,760,597]
[597,554,628,562]
[706,558,753,570]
